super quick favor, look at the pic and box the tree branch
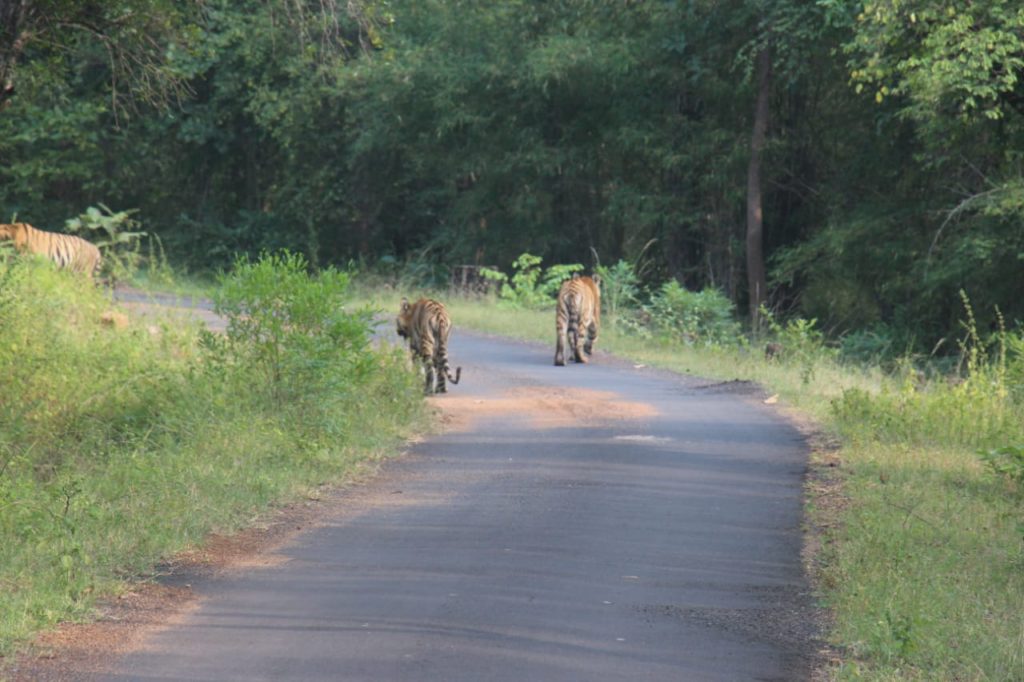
[927,187,1002,259]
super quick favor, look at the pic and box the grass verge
[0,258,425,658]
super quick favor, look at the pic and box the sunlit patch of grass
[123,264,218,300]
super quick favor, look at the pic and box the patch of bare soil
[9,585,199,682]
[431,386,659,432]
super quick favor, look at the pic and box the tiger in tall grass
[0,222,101,279]
[396,297,462,394]
[554,272,601,366]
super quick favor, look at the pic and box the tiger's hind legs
[418,354,438,395]
[571,324,588,363]
[435,361,448,393]
[423,364,438,395]
[554,327,568,366]
[583,321,598,357]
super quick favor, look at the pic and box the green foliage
[210,251,374,404]
[0,259,198,648]
[847,0,1024,126]
[0,0,203,115]
[65,204,147,282]
[0,256,422,656]
[4,0,1023,357]
[838,326,898,366]
[596,259,640,325]
[978,445,1024,491]
[831,296,1019,451]
[481,253,583,309]
[640,281,741,347]
[1005,330,1024,402]
[763,306,837,382]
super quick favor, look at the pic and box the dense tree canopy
[1,0,1022,349]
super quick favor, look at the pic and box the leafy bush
[759,305,838,382]
[641,281,741,347]
[839,325,898,365]
[595,259,640,326]
[208,251,375,405]
[65,204,148,282]
[1006,330,1024,403]
[978,445,1024,492]
[481,253,583,308]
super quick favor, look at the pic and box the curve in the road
[98,321,821,681]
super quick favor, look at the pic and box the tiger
[396,297,462,394]
[0,222,102,279]
[554,272,601,366]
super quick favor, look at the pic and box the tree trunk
[746,44,771,330]
[0,1,29,111]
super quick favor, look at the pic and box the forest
[3,3,1024,678]
[2,0,1023,352]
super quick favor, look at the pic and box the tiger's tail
[435,313,461,391]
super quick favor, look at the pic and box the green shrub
[595,259,640,326]
[481,253,583,308]
[839,325,898,365]
[0,259,188,469]
[979,445,1024,491]
[65,204,148,283]
[209,251,375,405]
[641,281,742,347]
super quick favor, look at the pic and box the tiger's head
[0,223,28,248]
[396,297,412,339]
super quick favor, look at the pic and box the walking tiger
[0,222,102,279]
[554,273,601,366]
[396,297,462,394]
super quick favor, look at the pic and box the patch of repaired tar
[637,583,827,679]
[692,379,762,395]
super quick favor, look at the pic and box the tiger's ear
[591,273,602,287]
[400,297,410,312]
[571,272,581,280]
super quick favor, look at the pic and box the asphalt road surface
[102,320,820,681]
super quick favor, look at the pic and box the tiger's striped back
[554,273,601,366]
[396,297,462,394]
[0,222,102,279]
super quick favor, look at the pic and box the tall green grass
[411,291,1023,681]
[0,257,424,655]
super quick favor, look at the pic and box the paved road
[103,324,819,681]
